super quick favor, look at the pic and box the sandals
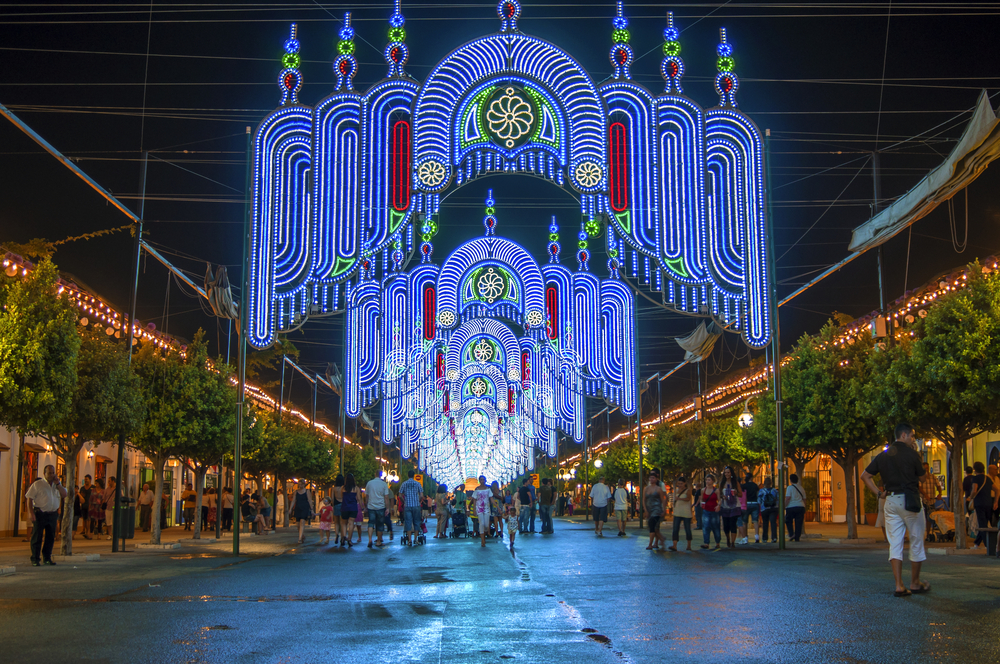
[667,546,678,552]
[910,581,931,594]
[894,589,912,597]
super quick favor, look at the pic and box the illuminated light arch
[445,318,520,381]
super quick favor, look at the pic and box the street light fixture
[738,397,757,429]
[594,459,604,469]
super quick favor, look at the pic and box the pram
[450,510,469,538]
[928,510,955,542]
[401,518,427,546]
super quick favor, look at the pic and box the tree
[341,443,379,487]
[0,258,79,535]
[743,389,818,477]
[132,329,221,544]
[173,339,236,539]
[784,321,884,539]
[38,331,142,554]
[696,417,767,475]
[870,263,1000,548]
[647,421,702,477]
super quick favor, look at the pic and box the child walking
[318,498,333,545]
[505,506,519,549]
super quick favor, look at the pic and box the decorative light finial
[419,213,438,263]
[609,1,633,80]
[384,0,409,78]
[661,12,684,94]
[483,190,497,236]
[334,13,357,92]
[548,216,560,264]
[607,226,620,277]
[715,27,739,107]
[278,24,303,106]
[576,221,590,271]
[497,0,521,33]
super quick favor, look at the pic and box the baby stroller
[450,511,469,538]
[928,510,955,542]
[402,518,428,546]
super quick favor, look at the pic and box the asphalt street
[1,517,998,663]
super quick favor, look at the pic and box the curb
[51,554,101,562]
[137,543,182,550]
[827,538,877,545]
[177,538,216,543]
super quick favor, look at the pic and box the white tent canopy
[850,90,1000,252]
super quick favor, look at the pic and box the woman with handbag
[784,474,806,542]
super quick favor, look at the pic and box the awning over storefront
[22,442,46,453]
[94,455,114,463]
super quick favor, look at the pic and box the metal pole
[233,127,252,556]
[279,355,286,422]
[636,303,643,526]
[113,151,147,553]
[216,460,223,540]
[312,377,317,428]
[766,129,786,551]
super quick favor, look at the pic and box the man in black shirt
[968,462,995,549]
[861,423,928,597]
[739,473,760,544]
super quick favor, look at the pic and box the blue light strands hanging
[715,28,739,108]
[610,1,633,81]
[661,12,684,94]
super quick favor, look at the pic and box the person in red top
[699,473,722,550]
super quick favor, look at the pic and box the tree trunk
[151,456,167,545]
[842,451,858,540]
[59,447,79,555]
[192,465,207,539]
[950,438,968,549]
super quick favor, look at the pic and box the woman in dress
[291,480,314,544]
[434,485,449,538]
[339,474,358,548]
[718,466,743,549]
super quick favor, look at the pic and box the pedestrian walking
[79,475,94,539]
[692,482,703,530]
[644,474,665,550]
[860,423,930,596]
[434,485,449,538]
[566,494,574,516]
[718,466,743,549]
[613,479,629,537]
[26,465,67,566]
[222,488,234,531]
[89,478,105,536]
[758,477,779,543]
[989,464,1000,528]
[318,498,333,544]
[699,474,722,550]
[399,470,423,546]
[967,462,995,549]
[739,472,760,544]
[784,474,806,542]
[473,477,492,547]
[527,479,537,534]
[206,487,218,530]
[919,462,941,537]
[291,480,314,543]
[137,483,154,532]
[668,476,693,551]
[505,505,519,549]
[590,476,611,537]
[339,474,358,548]
[332,474,344,545]
[181,483,196,530]
[365,473,391,549]
[517,479,532,534]
[538,478,555,533]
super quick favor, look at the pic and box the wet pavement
[1,517,998,663]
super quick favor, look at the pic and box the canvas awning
[94,454,114,463]
[0,442,9,451]
[849,90,1000,252]
[23,442,46,453]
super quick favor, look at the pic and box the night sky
[2,1,999,442]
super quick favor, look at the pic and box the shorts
[738,503,760,527]
[648,515,662,533]
[261,507,271,519]
[368,508,386,532]
[592,506,608,523]
[404,506,422,532]
[615,509,627,522]
[884,494,926,562]
[333,503,341,517]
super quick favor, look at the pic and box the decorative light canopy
[247,0,772,483]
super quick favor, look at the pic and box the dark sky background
[2,0,999,446]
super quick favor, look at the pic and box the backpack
[762,488,778,509]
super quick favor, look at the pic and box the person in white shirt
[613,479,630,537]
[589,476,612,537]
[364,473,391,548]
[26,465,68,566]
[138,483,154,532]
